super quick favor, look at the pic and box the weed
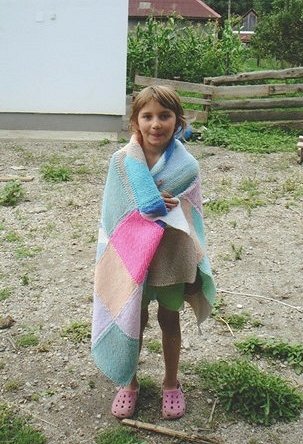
[0,180,24,206]
[95,426,145,444]
[225,313,250,330]
[230,220,237,228]
[4,379,23,392]
[61,321,91,343]
[239,178,259,194]
[40,164,72,182]
[20,273,30,286]
[194,359,303,425]
[99,138,111,147]
[0,360,5,370]
[5,231,21,242]
[203,120,299,154]
[15,246,42,259]
[231,243,244,260]
[146,339,162,354]
[118,137,128,144]
[0,221,4,230]
[0,287,11,301]
[16,333,39,348]
[204,199,230,216]
[0,404,46,443]
[236,337,303,374]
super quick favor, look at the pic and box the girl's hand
[161,191,178,211]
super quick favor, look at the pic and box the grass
[146,339,162,353]
[204,194,266,217]
[15,246,42,259]
[95,426,145,444]
[16,333,39,348]
[61,321,91,343]
[203,117,300,154]
[0,287,11,301]
[40,163,72,182]
[0,404,46,444]
[194,359,303,425]
[5,231,22,242]
[236,337,303,374]
[0,180,25,206]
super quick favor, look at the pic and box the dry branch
[122,419,223,443]
[218,289,303,312]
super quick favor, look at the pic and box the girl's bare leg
[157,305,181,389]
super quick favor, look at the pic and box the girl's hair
[129,85,187,133]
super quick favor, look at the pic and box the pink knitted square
[111,210,164,284]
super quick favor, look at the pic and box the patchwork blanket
[92,136,216,386]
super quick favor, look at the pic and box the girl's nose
[152,118,161,128]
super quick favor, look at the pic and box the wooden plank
[212,83,303,99]
[134,75,213,95]
[221,109,303,122]
[184,109,208,122]
[211,97,303,110]
[204,67,303,85]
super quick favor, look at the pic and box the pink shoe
[162,383,186,419]
[111,387,139,419]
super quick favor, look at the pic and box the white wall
[0,0,128,115]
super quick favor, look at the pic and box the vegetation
[0,287,11,301]
[0,404,46,444]
[202,115,300,153]
[95,426,145,444]
[61,321,91,343]
[146,339,162,353]
[0,180,24,206]
[236,337,303,374]
[127,17,246,89]
[16,333,39,348]
[40,163,72,182]
[195,359,303,425]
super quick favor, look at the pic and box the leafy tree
[252,0,303,66]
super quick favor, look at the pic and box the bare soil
[0,137,302,444]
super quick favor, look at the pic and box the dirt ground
[0,136,302,444]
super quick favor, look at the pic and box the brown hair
[129,85,187,133]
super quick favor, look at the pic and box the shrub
[0,181,24,206]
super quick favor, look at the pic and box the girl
[92,85,216,420]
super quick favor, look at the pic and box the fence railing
[134,67,303,128]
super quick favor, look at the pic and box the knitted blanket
[92,136,216,386]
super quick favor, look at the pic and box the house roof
[129,1,221,19]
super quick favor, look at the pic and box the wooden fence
[134,67,303,128]
[204,67,303,126]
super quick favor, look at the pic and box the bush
[0,180,24,206]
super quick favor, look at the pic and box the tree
[251,0,303,66]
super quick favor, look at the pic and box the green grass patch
[203,118,299,154]
[95,426,145,444]
[16,333,39,348]
[40,163,72,182]
[0,404,46,444]
[61,321,91,343]
[0,287,11,301]
[194,359,303,425]
[98,138,111,147]
[0,180,25,206]
[146,339,162,354]
[5,231,21,242]
[15,246,42,259]
[236,337,303,374]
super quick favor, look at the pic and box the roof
[129,0,221,19]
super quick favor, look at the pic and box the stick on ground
[121,419,223,443]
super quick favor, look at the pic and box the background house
[233,9,258,44]
[0,1,128,132]
[128,0,221,27]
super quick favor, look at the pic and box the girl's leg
[157,305,181,389]
[126,307,149,390]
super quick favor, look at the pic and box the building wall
[0,0,128,131]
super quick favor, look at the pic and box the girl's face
[136,99,177,152]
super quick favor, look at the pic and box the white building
[0,1,128,132]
